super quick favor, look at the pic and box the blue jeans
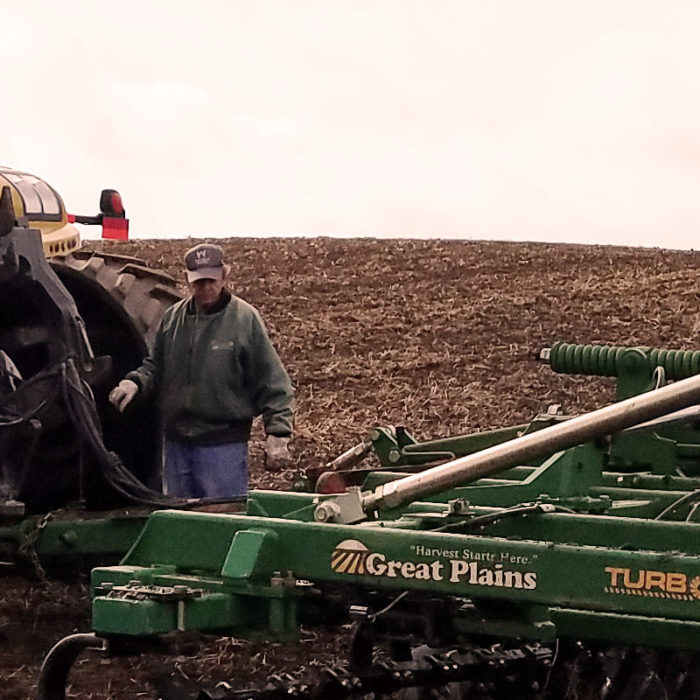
[163,440,248,498]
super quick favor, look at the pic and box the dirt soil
[1,237,699,698]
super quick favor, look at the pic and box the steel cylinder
[362,372,700,513]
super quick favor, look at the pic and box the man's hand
[109,379,138,412]
[265,435,290,472]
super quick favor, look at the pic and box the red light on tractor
[68,188,129,239]
[102,217,129,240]
[99,189,128,240]
[100,189,125,217]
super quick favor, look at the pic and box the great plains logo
[331,540,370,575]
[331,540,537,590]
[605,567,700,601]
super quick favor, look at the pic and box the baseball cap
[184,243,230,282]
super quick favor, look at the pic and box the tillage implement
[38,341,700,699]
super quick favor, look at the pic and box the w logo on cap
[184,243,228,281]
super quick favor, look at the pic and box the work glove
[265,435,290,472]
[109,379,139,412]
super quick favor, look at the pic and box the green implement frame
[36,343,700,699]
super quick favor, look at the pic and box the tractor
[0,167,183,570]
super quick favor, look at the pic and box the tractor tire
[11,249,184,512]
[49,248,182,373]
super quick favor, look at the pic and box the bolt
[447,498,469,515]
[314,500,341,523]
[57,530,78,546]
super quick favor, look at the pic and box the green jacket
[127,290,293,444]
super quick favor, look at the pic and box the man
[109,243,293,499]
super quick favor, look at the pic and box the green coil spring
[547,342,700,380]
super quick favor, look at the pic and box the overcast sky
[3,1,700,248]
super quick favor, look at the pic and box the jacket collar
[187,288,231,315]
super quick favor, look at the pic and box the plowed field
[2,237,699,698]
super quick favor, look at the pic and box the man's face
[188,275,225,311]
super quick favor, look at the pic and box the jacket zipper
[185,308,199,437]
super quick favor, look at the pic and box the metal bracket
[314,487,366,524]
